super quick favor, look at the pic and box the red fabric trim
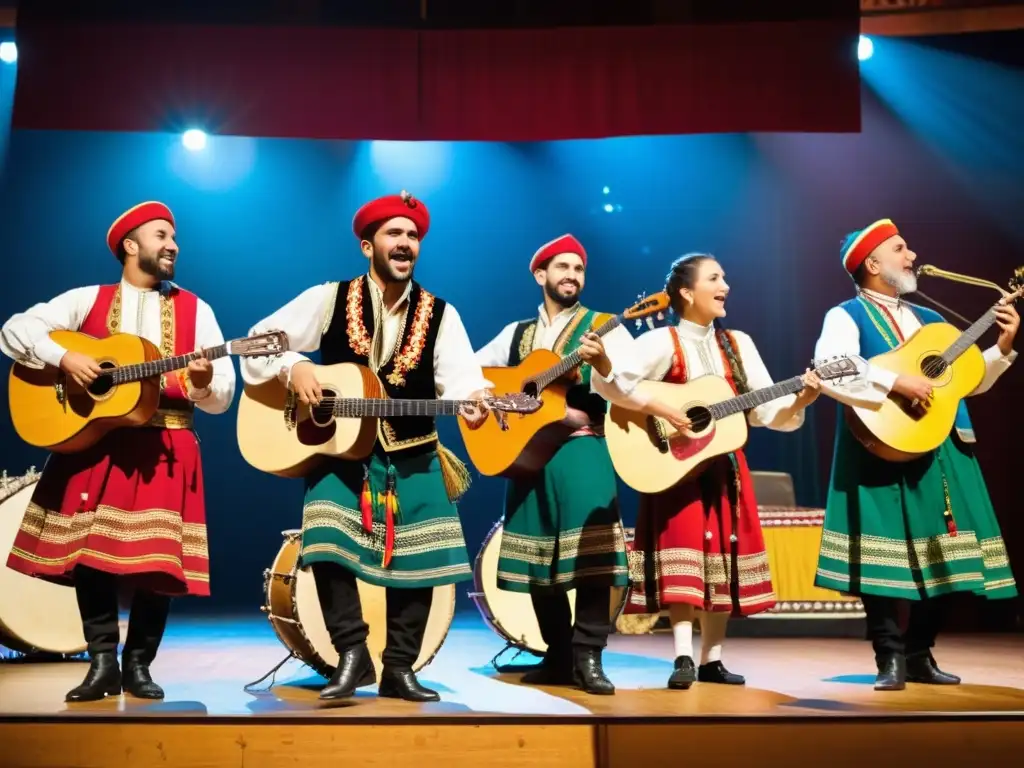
[843,221,900,274]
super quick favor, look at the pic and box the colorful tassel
[382,468,399,568]
[437,442,472,502]
[941,476,958,537]
[359,465,373,535]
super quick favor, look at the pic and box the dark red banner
[11,17,860,141]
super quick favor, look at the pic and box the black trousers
[862,593,945,660]
[312,561,431,670]
[74,565,171,664]
[531,585,613,660]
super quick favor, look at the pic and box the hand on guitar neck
[289,361,492,429]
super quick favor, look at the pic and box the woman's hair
[664,252,750,394]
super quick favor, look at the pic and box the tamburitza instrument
[0,469,88,655]
[470,519,628,655]
[262,530,456,678]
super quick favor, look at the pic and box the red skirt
[625,451,775,616]
[6,427,210,597]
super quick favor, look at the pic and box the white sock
[702,643,722,664]
[672,621,694,659]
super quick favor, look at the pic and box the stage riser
[2,720,1022,768]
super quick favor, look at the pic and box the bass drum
[0,472,88,655]
[262,529,456,679]
[470,519,628,655]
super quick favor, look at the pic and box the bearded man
[242,192,491,702]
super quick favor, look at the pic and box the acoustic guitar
[236,362,541,478]
[8,329,288,453]
[845,267,1023,462]
[604,356,859,494]
[458,292,670,478]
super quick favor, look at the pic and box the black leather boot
[521,645,574,685]
[907,651,960,685]
[697,661,746,685]
[378,667,440,702]
[667,655,696,690]
[874,652,907,691]
[121,650,164,699]
[320,644,375,700]
[66,652,122,702]
[572,647,615,695]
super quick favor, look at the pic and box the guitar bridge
[284,390,297,431]
[646,416,669,454]
[54,379,67,409]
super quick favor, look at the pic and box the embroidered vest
[663,326,747,394]
[79,282,198,404]
[839,295,975,443]
[508,306,613,425]
[320,276,445,454]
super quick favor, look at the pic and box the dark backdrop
[0,32,1020,628]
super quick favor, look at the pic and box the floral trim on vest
[105,284,176,390]
[517,323,537,362]
[344,275,436,388]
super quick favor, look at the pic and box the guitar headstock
[484,392,543,415]
[811,355,861,383]
[230,330,290,358]
[627,291,670,332]
[1006,267,1024,302]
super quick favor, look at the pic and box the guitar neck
[111,344,229,384]
[330,398,472,418]
[533,314,623,389]
[707,376,805,420]
[941,306,999,365]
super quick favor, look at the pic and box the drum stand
[488,642,546,673]
[242,652,301,693]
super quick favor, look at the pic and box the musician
[812,219,1018,691]
[586,253,821,690]
[474,235,632,695]
[0,202,236,702]
[240,192,490,703]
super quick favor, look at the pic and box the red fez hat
[106,201,175,257]
[352,190,430,240]
[529,234,587,273]
[840,218,899,275]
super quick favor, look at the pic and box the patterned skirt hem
[495,568,630,594]
[814,567,1018,601]
[300,546,473,589]
[626,586,777,615]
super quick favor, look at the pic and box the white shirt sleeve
[187,299,237,415]
[731,331,803,432]
[970,345,1017,396]
[0,286,100,369]
[434,303,492,400]
[474,321,518,368]
[813,305,893,408]
[240,283,335,387]
[590,327,674,410]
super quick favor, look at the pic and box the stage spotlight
[0,42,16,64]
[858,35,874,62]
[602,186,611,195]
[603,203,614,213]
[182,129,207,151]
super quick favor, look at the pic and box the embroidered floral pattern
[345,277,372,357]
[387,289,435,387]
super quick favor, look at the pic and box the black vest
[321,276,446,454]
[507,314,608,426]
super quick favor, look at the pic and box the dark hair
[359,223,381,243]
[663,252,750,394]
[115,227,139,265]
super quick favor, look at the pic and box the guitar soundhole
[920,355,947,380]
[684,405,713,433]
[309,387,337,427]
[86,362,117,397]
[522,380,539,400]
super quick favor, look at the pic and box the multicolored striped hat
[840,218,899,275]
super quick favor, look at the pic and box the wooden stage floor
[2,614,1023,766]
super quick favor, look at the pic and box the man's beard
[373,246,415,283]
[139,250,175,280]
[881,265,917,295]
[545,279,580,309]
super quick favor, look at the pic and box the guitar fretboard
[329,399,474,418]
[533,314,623,390]
[110,344,229,384]
[941,306,1000,365]
[707,376,806,420]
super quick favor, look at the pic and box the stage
[1,615,1023,767]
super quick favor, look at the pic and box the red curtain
[12,18,860,140]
